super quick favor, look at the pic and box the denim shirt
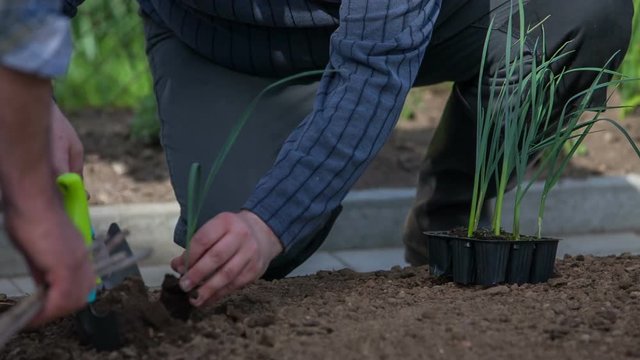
[0,0,73,77]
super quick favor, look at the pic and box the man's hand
[50,101,84,176]
[170,210,283,306]
[5,206,95,326]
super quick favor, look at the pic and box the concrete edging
[1,174,640,275]
[325,174,640,250]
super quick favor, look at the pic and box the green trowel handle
[56,173,93,246]
[56,173,100,301]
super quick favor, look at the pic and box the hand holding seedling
[170,210,283,306]
[167,70,326,305]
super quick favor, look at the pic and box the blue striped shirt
[70,0,442,250]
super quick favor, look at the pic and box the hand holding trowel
[0,173,152,350]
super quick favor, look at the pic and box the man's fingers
[25,258,45,285]
[68,142,84,176]
[32,289,71,326]
[170,211,276,306]
[49,102,84,176]
[51,149,69,175]
[30,276,83,326]
[183,214,233,269]
[31,254,94,326]
[181,234,242,292]
[170,255,184,274]
[204,262,259,305]
[191,246,253,307]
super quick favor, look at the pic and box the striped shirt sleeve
[244,0,441,249]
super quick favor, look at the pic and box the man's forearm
[0,0,72,215]
[0,67,59,216]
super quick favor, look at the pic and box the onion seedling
[468,0,640,240]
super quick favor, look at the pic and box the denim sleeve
[244,0,441,249]
[0,0,73,77]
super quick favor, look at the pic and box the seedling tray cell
[425,232,559,286]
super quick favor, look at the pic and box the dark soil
[90,277,177,350]
[73,86,640,205]
[4,255,640,359]
[159,274,193,321]
[447,227,555,241]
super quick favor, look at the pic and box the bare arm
[0,68,57,213]
[0,67,94,325]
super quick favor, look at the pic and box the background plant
[130,95,161,145]
[53,0,158,143]
[55,0,150,109]
[619,0,640,115]
[400,89,427,122]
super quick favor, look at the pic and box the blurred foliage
[54,0,151,110]
[53,0,159,142]
[130,95,161,145]
[620,0,640,115]
[400,89,427,122]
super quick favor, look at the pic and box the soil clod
[159,274,193,321]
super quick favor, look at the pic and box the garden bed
[75,86,640,205]
[3,255,640,359]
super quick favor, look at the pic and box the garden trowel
[56,174,143,289]
[56,173,143,350]
[96,223,143,289]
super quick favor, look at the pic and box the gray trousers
[143,0,633,277]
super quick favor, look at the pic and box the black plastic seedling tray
[425,232,559,286]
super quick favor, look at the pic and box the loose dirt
[3,255,640,359]
[73,87,640,205]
